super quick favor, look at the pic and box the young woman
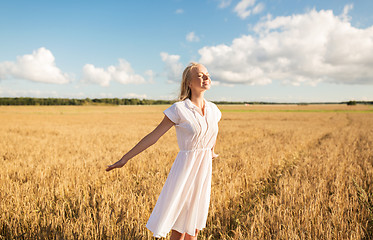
[106,62,222,240]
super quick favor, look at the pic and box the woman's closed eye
[199,74,210,79]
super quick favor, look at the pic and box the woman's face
[189,64,211,93]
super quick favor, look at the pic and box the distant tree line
[343,100,373,105]
[0,97,372,106]
[0,97,174,106]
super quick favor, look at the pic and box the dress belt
[179,148,212,153]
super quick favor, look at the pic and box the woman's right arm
[106,115,174,171]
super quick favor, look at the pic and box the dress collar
[185,98,208,110]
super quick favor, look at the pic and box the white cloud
[98,92,113,98]
[0,47,71,84]
[82,59,148,86]
[252,2,265,15]
[0,87,49,97]
[199,6,373,86]
[82,64,111,86]
[0,86,91,98]
[158,94,177,100]
[218,0,233,8]
[186,32,200,42]
[340,3,353,22]
[125,93,148,99]
[160,52,184,83]
[175,9,184,14]
[234,0,259,19]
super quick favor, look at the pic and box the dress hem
[148,227,204,238]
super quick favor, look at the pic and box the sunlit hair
[179,62,200,101]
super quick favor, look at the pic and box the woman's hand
[106,158,128,172]
[211,142,219,160]
[211,146,219,160]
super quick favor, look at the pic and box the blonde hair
[179,62,200,101]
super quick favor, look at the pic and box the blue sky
[0,0,372,102]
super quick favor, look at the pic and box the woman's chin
[202,84,211,90]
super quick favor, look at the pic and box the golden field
[0,104,372,239]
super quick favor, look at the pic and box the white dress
[146,98,222,238]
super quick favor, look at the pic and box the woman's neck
[190,92,205,109]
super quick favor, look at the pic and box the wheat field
[1,104,372,239]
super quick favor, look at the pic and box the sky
[0,0,373,103]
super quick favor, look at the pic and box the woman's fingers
[106,159,127,172]
[106,160,125,171]
[106,165,116,171]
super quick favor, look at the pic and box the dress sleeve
[163,103,180,124]
[211,102,222,122]
[216,105,222,122]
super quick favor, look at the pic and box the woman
[106,62,222,240]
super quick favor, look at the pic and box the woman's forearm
[106,116,174,171]
[119,132,157,164]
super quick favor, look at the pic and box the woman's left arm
[106,115,174,171]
